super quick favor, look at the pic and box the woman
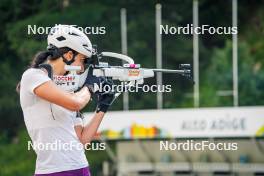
[18,25,114,176]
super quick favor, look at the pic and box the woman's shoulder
[21,68,49,83]
[22,68,46,78]
[20,68,51,94]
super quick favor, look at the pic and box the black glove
[84,66,116,113]
[95,92,115,113]
[94,79,116,113]
[84,66,104,94]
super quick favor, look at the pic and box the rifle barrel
[149,68,190,74]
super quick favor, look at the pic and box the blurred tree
[200,40,264,106]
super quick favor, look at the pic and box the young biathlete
[18,25,114,176]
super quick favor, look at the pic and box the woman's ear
[64,51,74,61]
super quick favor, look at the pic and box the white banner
[84,106,264,140]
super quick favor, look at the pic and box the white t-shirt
[20,68,88,174]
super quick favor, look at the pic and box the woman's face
[63,51,88,74]
[71,53,87,74]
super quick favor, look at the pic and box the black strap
[38,64,56,119]
[62,52,77,65]
[39,64,53,80]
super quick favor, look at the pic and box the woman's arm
[34,81,91,111]
[74,80,116,144]
[75,112,105,145]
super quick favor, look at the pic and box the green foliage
[200,40,264,106]
[0,130,36,176]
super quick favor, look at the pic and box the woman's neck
[47,59,65,75]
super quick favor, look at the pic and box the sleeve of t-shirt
[22,68,51,94]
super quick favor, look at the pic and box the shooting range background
[0,0,264,175]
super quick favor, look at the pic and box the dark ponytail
[16,51,51,94]
[31,45,75,69]
[16,47,75,94]
[31,51,52,68]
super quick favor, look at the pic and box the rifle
[86,46,193,97]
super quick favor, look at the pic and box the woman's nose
[80,65,84,72]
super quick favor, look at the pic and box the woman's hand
[95,91,116,113]
[88,77,116,113]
